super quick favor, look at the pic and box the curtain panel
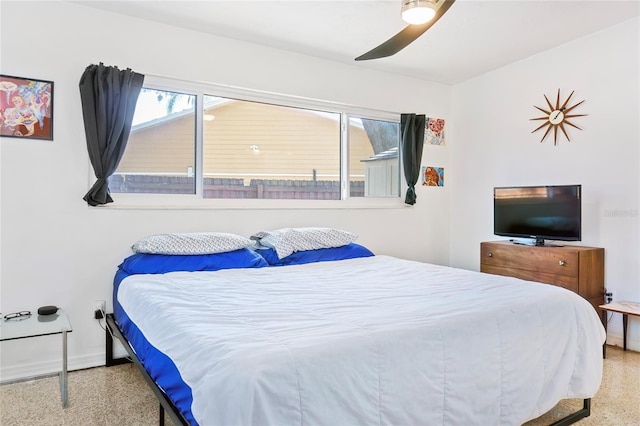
[79,63,144,206]
[400,113,426,205]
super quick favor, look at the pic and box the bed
[107,230,606,426]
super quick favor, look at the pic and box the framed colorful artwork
[425,117,445,145]
[0,74,54,140]
[422,166,444,187]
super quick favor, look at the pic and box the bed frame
[105,313,591,426]
[105,314,189,426]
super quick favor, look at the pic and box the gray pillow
[251,227,357,259]
[132,232,254,255]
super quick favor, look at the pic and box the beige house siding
[117,101,375,183]
[118,113,195,174]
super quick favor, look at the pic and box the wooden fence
[108,175,365,199]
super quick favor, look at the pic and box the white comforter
[118,255,605,426]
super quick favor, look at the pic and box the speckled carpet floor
[1,345,638,425]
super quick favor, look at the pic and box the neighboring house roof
[132,97,233,132]
[132,96,365,133]
[361,146,398,162]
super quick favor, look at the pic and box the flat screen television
[494,184,581,246]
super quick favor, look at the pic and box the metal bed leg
[159,403,165,426]
[549,398,591,426]
[105,316,131,367]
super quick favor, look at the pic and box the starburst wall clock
[530,89,587,145]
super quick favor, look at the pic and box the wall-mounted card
[424,117,445,145]
[422,166,444,187]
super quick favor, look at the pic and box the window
[109,88,196,194]
[109,77,400,201]
[348,117,399,198]
[202,96,341,199]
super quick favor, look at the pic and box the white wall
[2,1,636,382]
[450,18,640,350]
[0,2,451,380]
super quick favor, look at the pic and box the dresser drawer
[480,264,579,293]
[481,242,578,277]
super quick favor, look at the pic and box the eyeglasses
[4,311,32,320]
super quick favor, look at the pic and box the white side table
[0,309,73,407]
[600,301,640,355]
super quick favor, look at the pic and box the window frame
[100,75,405,209]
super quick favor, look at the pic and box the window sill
[89,194,410,210]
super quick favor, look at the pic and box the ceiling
[73,0,639,85]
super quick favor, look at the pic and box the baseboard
[605,333,639,352]
[0,353,104,384]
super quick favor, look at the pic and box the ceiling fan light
[401,0,436,25]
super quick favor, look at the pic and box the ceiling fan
[355,0,456,61]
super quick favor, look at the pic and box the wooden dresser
[480,241,605,314]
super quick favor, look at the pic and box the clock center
[549,109,564,125]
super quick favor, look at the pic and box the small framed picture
[422,165,444,187]
[0,74,54,140]
[424,117,445,145]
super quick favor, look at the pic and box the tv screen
[494,185,581,246]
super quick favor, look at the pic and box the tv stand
[481,241,605,318]
[509,238,564,247]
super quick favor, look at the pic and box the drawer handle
[559,260,566,266]
[487,252,493,257]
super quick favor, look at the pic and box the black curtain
[400,113,426,205]
[79,63,144,206]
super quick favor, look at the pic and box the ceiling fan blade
[355,0,456,61]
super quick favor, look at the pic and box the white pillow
[132,232,253,255]
[251,227,357,259]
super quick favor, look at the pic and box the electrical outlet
[93,300,105,319]
[605,290,614,304]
